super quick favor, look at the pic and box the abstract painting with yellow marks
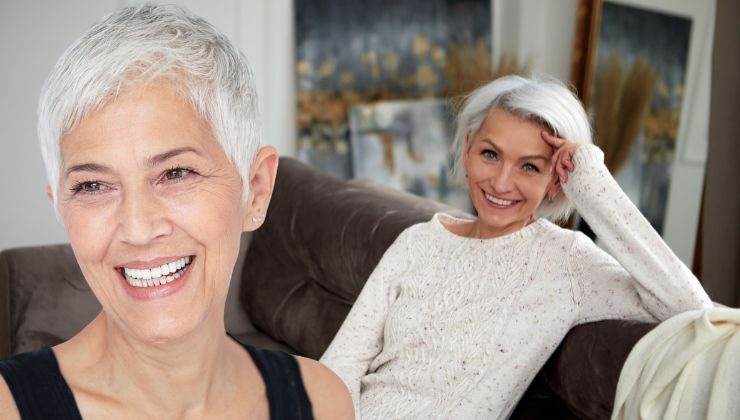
[295,0,491,180]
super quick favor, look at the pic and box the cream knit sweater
[320,145,712,419]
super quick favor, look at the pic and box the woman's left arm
[545,132,712,320]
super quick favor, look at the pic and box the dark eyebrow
[146,147,200,167]
[480,138,500,151]
[65,163,112,178]
[481,138,550,162]
[64,147,201,179]
[520,154,550,163]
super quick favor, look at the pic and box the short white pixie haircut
[38,4,261,213]
[451,75,593,222]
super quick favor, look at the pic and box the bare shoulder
[0,374,21,420]
[295,356,354,420]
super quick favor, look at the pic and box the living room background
[2,0,735,305]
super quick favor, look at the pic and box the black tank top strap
[0,346,82,420]
[243,344,314,420]
[1,339,313,420]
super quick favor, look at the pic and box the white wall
[0,0,119,250]
[491,0,579,81]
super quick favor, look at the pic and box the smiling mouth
[483,191,519,207]
[119,256,193,288]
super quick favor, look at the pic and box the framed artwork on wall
[294,0,491,180]
[348,99,471,212]
[570,0,716,265]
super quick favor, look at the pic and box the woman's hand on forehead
[541,131,580,183]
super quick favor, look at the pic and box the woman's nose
[491,165,515,193]
[116,188,172,246]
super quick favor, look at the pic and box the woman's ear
[243,146,279,231]
[46,185,54,203]
[546,176,562,201]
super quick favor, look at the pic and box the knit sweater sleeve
[562,144,711,322]
[320,227,410,412]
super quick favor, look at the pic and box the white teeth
[485,192,514,206]
[122,256,191,288]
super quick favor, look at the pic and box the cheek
[171,184,244,233]
[169,186,245,266]
[522,177,553,200]
[62,204,116,264]
[465,159,491,182]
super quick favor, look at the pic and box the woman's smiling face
[464,108,560,238]
[57,82,248,342]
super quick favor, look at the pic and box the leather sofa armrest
[511,319,657,419]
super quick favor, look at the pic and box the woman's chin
[129,317,205,345]
[101,304,210,346]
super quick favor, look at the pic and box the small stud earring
[547,196,553,203]
[252,213,265,223]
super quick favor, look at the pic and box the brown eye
[164,168,191,180]
[72,181,108,194]
[83,182,103,191]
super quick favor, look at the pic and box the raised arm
[545,133,711,321]
[320,229,409,413]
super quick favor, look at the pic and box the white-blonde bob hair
[451,75,593,222]
[38,4,260,213]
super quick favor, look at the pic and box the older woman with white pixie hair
[0,4,352,420]
[321,74,712,418]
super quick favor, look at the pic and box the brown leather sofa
[0,157,656,419]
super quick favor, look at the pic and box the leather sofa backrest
[0,244,99,356]
[241,157,466,359]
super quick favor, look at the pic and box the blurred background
[0,0,737,306]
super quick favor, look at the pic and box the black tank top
[0,342,313,419]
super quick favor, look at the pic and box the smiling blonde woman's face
[57,83,248,342]
[464,108,560,238]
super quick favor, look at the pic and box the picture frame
[569,0,716,266]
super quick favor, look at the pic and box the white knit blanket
[612,307,740,419]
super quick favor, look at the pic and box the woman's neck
[56,311,254,418]
[462,214,536,239]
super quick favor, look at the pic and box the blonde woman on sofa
[320,74,712,419]
[0,5,352,420]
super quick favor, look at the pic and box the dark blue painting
[295,0,491,179]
